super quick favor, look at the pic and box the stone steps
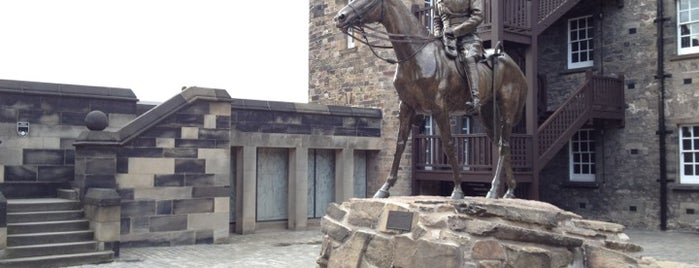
[4,241,100,258]
[7,210,85,223]
[0,198,114,267]
[8,230,95,246]
[7,198,81,213]
[0,251,114,268]
[8,219,90,234]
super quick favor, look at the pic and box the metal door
[256,148,289,221]
[307,149,335,218]
[353,150,367,198]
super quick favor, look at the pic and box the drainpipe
[655,0,669,231]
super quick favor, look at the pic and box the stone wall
[231,99,381,137]
[74,87,233,246]
[309,0,423,197]
[0,79,139,198]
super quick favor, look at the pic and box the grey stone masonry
[536,0,699,231]
[84,188,122,255]
[0,79,139,198]
[231,98,382,137]
[74,87,232,247]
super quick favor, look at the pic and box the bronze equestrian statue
[334,0,528,199]
[434,0,484,113]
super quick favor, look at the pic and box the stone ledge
[84,188,121,207]
[0,79,138,101]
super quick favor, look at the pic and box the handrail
[536,71,624,167]
[412,132,533,172]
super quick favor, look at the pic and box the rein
[341,0,438,64]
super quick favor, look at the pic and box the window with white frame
[678,0,699,55]
[567,15,594,69]
[423,0,435,33]
[460,116,472,170]
[423,115,435,170]
[569,129,596,182]
[680,125,699,184]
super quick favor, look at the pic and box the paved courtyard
[74,229,324,268]
[72,228,699,268]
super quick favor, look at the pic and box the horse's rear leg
[486,137,505,199]
[501,139,517,198]
[373,103,415,198]
[486,129,517,199]
[434,111,464,199]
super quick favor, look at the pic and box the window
[459,116,472,170]
[678,0,699,55]
[567,16,594,69]
[422,115,435,170]
[680,125,699,184]
[569,129,596,182]
[423,0,435,33]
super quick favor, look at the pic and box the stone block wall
[0,79,139,198]
[75,87,232,246]
[232,99,381,137]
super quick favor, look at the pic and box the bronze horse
[334,0,528,199]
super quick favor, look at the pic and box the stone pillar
[288,147,309,230]
[235,146,257,234]
[335,148,355,202]
[74,111,119,197]
[83,188,121,256]
[0,191,6,257]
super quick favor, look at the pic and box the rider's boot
[465,56,481,112]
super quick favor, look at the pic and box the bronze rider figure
[433,0,484,111]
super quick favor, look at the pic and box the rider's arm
[450,0,483,37]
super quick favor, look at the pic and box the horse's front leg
[373,103,416,198]
[434,111,464,199]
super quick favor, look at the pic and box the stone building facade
[310,0,421,197]
[0,79,382,259]
[537,0,699,230]
[309,0,699,230]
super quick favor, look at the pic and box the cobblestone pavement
[626,229,699,266]
[74,229,324,268]
[71,228,698,268]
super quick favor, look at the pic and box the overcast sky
[0,0,309,103]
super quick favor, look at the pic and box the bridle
[340,0,438,64]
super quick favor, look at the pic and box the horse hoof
[503,192,516,199]
[373,189,390,198]
[450,190,464,199]
[485,191,499,199]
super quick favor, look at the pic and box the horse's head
[334,0,384,31]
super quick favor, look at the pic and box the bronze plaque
[386,211,414,231]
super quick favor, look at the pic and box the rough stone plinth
[318,196,666,268]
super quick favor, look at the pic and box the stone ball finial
[85,110,109,131]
